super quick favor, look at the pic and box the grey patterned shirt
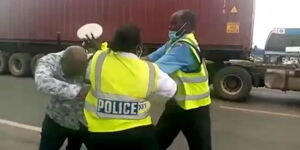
[35,50,86,130]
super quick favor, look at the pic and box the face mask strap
[175,22,187,36]
[135,45,143,58]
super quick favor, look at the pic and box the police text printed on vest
[97,99,147,115]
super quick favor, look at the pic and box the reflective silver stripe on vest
[88,51,155,119]
[175,92,210,101]
[95,51,108,92]
[202,58,209,76]
[179,76,208,83]
[84,100,149,120]
[146,62,155,97]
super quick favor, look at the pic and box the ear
[186,22,192,28]
[186,22,193,32]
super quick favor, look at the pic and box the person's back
[84,25,176,150]
[85,50,157,132]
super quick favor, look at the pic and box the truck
[4,0,298,102]
[224,28,300,100]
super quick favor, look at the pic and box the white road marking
[220,105,300,119]
[0,118,41,132]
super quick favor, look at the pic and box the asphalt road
[0,75,300,150]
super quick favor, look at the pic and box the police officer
[84,25,177,150]
[145,9,212,150]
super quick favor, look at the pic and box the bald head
[61,46,87,77]
[170,9,196,33]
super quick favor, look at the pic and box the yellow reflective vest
[84,50,159,132]
[166,33,211,110]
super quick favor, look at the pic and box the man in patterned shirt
[35,46,89,150]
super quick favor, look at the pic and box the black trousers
[39,115,90,150]
[156,99,212,150]
[88,125,159,150]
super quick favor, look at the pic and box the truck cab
[213,28,300,101]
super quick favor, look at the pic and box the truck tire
[213,66,252,101]
[30,54,44,75]
[8,53,32,77]
[0,51,10,74]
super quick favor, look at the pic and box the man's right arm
[149,67,177,101]
[145,44,167,62]
[34,54,82,100]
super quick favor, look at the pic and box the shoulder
[39,51,65,65]
[142,61,159,72]
[169,42,190,54]
[148,62,164,81]
[176,41,190,47]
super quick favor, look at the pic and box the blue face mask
[168,31,178,41]
[168,22,187,41]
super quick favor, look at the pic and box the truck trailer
[0,0,257,100]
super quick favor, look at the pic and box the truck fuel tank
[265,69,300,91]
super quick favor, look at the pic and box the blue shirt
[148,43,199,75]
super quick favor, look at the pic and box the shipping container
[0,0,258,101]
[3,0,296,105]
[0,0,255,51]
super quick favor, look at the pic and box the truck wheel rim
[221,75,243,95]
[13,59,22,72]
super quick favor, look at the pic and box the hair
[179,9,197,30]
[61,46,86,63]
[61,45,87,77]
[110,24,141,52]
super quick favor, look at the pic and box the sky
[253,0,300,48]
